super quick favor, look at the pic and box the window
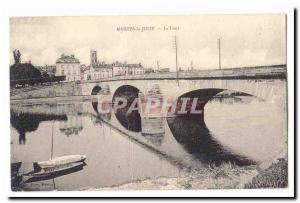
[61,69,64,75]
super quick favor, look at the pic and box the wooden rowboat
[37,155,86,169]
[24,161,86,178]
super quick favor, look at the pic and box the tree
[13,49,21,64]
[10,50,42,81]
[42,71,49,78]
[10,63,42,80]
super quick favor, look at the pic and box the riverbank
[245,158,288,188]
[10,94,109,105]
[85,163,258,190]
[85,157,288,190]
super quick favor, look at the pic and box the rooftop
[93,62,113,69]
[112,61,143,68]
[56,54,80,64]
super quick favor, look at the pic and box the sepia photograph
[6,11,294,197]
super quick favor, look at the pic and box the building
[82,50,144,80]
[55,54,81,81]
[144,68,155,74]
[80,64,89,80]
[112,61,144,76]
[83,64,114,80]
[36,65,56,77]
[82,65,92,80]
[157,68,170,73]
[83,50,113,80]
[92,62,113,80]
[88,50,113,80]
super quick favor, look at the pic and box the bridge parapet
[80,64,286,84]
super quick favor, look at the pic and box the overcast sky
[10,15,286,70]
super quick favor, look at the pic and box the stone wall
[10,82,82,100]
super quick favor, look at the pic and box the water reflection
[92,100,111,121]
[10,110,67,144]
[112,92,256,166]
[59,114,83,136]
[10,93,285,190]
[11,102,181,190]
[167,114,255,166]
[141,117,165,146]
[108,90,259,166]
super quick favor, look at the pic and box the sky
[10,15,286,70]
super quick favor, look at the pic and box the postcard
[8,14,292,197]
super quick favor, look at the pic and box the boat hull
[38,155,86,169]
[25,162,85,178]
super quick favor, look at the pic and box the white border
[0,0,296,198]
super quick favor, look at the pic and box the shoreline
[84,164,259,191]
[84,157,288,191]
[10,95,105,105]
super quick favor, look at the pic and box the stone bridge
[10,65,287,110]
[80,65,287,109]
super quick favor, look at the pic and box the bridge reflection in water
[167,114,254,166]
[109,97,255,167]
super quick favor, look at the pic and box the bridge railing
[81,64,287,83]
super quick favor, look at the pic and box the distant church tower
[90,50,98,67]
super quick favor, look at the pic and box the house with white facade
[55,54,81,82]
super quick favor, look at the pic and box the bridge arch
[112,85,142,132]
[177,79,285,104]
[167,87,256,118]
[91,85,102,95]
[165,85,286,165]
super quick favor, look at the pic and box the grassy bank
[86,158,288,190]
[244,158,288,189]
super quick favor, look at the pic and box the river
[10,95,287,191]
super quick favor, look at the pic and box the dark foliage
[10,111,67,144]
[10,63,42,81]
